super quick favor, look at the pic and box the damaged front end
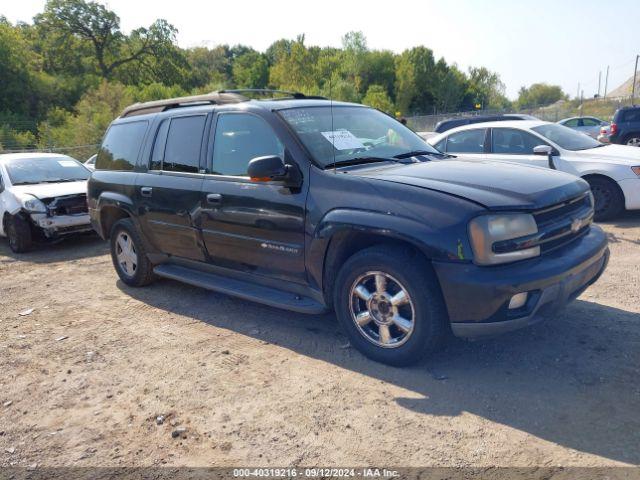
[27,193,93,239]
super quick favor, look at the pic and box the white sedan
[0,153,93,252]
[428,120,640,220]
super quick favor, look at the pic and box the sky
[3,0,639,99]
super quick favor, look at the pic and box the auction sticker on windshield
[321,130,365,150]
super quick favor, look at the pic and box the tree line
[0,0,567,154]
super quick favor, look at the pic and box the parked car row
[4,90,634,366]
[427,120,640,220]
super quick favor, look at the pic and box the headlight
[22,196,47,213]
[632,166,640,177]
[468,213,539,265]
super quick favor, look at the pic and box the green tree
[517,83,567,109]
[38,0,179,80]
[232,51,269,88]
[465,67,510,110]
[269,35,318,93]
[362,85,394,114]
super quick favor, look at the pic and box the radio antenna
[329,75,336,174]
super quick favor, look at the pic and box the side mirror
[247,155,287,182]
[533,145,553,156]
[533,144,557,169]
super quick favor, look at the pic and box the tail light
[610,123,618,135]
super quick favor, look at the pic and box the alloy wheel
[626,137,640,147]
[349,271,415,348]
[115,231,138,277]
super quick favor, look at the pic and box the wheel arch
[581,173,625,199]
[311,209,466,308]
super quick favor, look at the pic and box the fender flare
[307,208,469,294]
[94,192,138,238]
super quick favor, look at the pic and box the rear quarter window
[96,121,148,171]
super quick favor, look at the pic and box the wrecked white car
[0,153,92,253]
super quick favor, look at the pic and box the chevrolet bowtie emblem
[571,218,582,233]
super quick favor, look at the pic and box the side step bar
[153,264,327,314]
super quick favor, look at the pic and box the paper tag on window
[58,160,77,167]
[321,130,364,150]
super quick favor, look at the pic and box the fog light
[508,292,528,309]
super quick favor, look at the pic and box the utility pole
[633,54,639,105]
[598,71,601,98]
[604,65,609,98]
[576,82,580,100]
[580,90,584,117]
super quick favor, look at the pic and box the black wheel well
[322,231,431,308]
[622,132,640,142]
[582,174,624,197]
[100,206,130,239]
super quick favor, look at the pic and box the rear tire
[109,218,156,287]
[5,215,32,253]
[587,177,624,221]
[623,134,640,147]
[333,245,448,366]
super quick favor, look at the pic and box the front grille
[533,193,593,253]
[492,192,594,256]
[43,194,89,217]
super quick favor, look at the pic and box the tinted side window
[163,115,206,173]
[445,129,486,153]
[564,119,579,127]
[150,119,169,170]
[622,109,640,123]
[582,118,600,127]
[212,114,284,176]
[96,121,148,171]
[492,128,545,154]
[434,139,446,151]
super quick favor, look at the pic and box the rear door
[199,111,307,283]
[487,127,551,168]
[135,114,208,260]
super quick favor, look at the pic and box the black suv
[434,114,538,133]
[608,105,640,146]
[88,91,609,366]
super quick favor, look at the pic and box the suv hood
[571,144,640,166]
[11,181,87,201]
[353,159,588,210]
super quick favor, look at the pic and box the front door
[487,127,552,169]
[136,114,208,260]
[199,112,307,283]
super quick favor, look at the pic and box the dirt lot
[1,215,639,470]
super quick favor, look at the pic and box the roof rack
[219,89,327,100]
[120,91,249,118]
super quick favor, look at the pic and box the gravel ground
[0,215,639,469]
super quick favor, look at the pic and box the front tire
[587,177,624,221]
[109,218,156,287]
[5,215,32,253]
[333,245,448,366]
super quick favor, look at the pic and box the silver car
[557,116,608,139]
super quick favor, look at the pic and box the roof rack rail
[120,91,249,118]
[219,89,327,100]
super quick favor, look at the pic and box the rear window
[96,121,148,171]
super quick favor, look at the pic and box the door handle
[206,193,222,204]
[140,187,153,197]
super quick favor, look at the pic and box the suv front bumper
[432,225,609,338]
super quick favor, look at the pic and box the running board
[153,264,327,314]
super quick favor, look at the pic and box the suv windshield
[278,106,439,167]
[531,124,602,151]
[5,156,90,185]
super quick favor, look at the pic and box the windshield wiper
[323,157,404,170]
[393,150,454,159]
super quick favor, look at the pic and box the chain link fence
[407,96,633,133]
